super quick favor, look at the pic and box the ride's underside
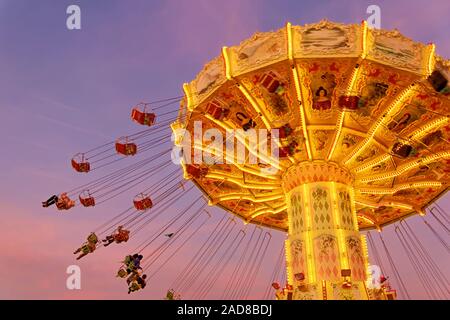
[173,20,450,232]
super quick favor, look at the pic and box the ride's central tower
[282,161,369,300]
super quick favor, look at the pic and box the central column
[282,161,370,300]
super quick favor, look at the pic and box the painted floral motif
[312,187,328,203]
[339,190,353,229]
[311,187,332,229]
[318,234,335,255]
[333,283,355,300]
[346,237,362,256]
[312,130,328,151]
[357,82,389,117]
[314,234,340,280]
[290,239,306,276]
[346,236,366,281]
[290,192,304,232]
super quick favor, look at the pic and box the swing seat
[338,95,360,110]
[294,273,305,281]
[205,101,230,120]
[115,138,137,156]
[260,71,280,93]
[392,142,412,158]
[385,289,397,300]
[279,147,290,159]
[71,154,90,173]
[131,108,156,126]
[117,268,127,278]
[277,124,293,139]
[79,191,95,207]
[341,269,351,277]
[186,164,208,179]
[279,142,297,158]
[341,281,352,289]
[428,70,448,92]
[133,194,153,211]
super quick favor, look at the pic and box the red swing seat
[71,153,91,173]
[276,123,293,139]
[338,95,360,111]
[133,194,153,211]
[131,105,156,126]
[205,101,230,120]
[186,164,208,179]
[79,191,95,207]
[260,71,280,93]
[115,137,137,156]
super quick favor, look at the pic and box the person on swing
[102,226,130,247]
[42,194,59,208]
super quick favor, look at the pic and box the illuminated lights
[292,65,313,160]
[350,186,359,231]
[361,21,368,59]
[179,158,190,180]
[302,184,316,283]
[410,117,449,141]
[358,181,442,195]
[355,200,413,210]
[173,22,450,299]
[204,114,284,170]
[211,192,284,204]
[330,182,341,230]
[183,83,194,111]
[170,121,185,146]
[232,82,295,164]
[327,21,367,161]
[191,143,281,181]
[249,204,287,219]
[331,182,349,270]
[285,239,293,284]
[205,173,280,190]
[286,22,294,61]
[222,46,232,80]
[360,234,369,285]
[427,43,436,76]
[327,110,345,160]
[359,151,450,183]
[344,85,415,165]
[357,214,376,226]
[236,82,272,130]
[346,65,361,95]
[354,154,391,173]
[222,46,273,133]
[327,57,367,160]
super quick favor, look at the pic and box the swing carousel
[172,20,450,300]
[43,20,450,300]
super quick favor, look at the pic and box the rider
[128,274,147,294]
[55,193,75,210]
[102,226,130,247]
[272,282,284,300]
[42,195,58,208]
[73,233,98,260]
[122,254,143,274]
[132,254,143,270]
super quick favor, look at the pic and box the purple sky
[0,0,449,299]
